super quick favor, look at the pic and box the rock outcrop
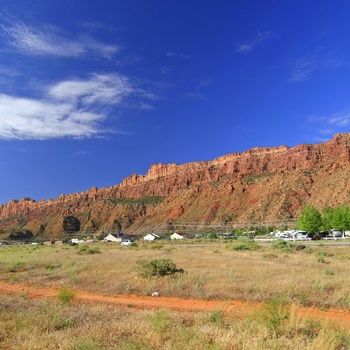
[1,133,350,238]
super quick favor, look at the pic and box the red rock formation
[1,133,350,237]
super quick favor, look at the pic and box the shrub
[57,288,75,305]
[263,253,278,259]
[76,245,101,255]
[226,242,259,251]
[316,250,333,263]
[7,261,26,272]
[316,250,333,258]
[294,243,306,251]
[45,264,55,271]
[272,241,306,252]
[255,297,290,333]
[209,310,224,325]
[272,240,290,250]
[151,244,164,250]
[318,256,326,263]
[136,258,184,278]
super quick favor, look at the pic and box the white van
[331,229,343,238]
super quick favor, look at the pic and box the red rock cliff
[1,133,350,237]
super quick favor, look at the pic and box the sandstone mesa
[1,133,350,238]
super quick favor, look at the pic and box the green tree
[330,205,350,231]
[297,205,322,234]
[321,207,334,231]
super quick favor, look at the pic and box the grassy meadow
[1,239,350,349]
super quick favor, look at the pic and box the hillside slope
[1,133,350,238]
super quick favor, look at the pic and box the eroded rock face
[1,133,350,237]
[8,230,33,240]
[63,216,81,232]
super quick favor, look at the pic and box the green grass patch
[76,245,101,255]
[106,196,165,206]
[226,241,259,251]
[57,288,75,305]
[242,172,275,183]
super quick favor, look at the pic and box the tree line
[298,205,350,234]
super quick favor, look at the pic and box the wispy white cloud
[310,111,350,141]
[0,65,20,78]
[166,51,189,59]
[290,52,343,82]
[1,19,120,59]
[289,61,315,82]
[71,150,91,156]
[185,92,204,100]
[138,102,155,110]
[235,31,272,54]
[159,66,174,75]
[199,79,211,88]
[77,21,117,32]
[48,73,133,105]
[315,128,334,135]
[328,112,350,127]
[0,73,150,140]
[0,65,21,86]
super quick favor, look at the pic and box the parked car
[331,229,343,238]
[121,239,134,246]
[296,231,309,238]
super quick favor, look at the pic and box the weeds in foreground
[7,261,26,272]
[1,294,349,350]
[57,288,75,305]
[316,250,333,263]
[38,302,76,331]
[255,297,290,333]
[2,242,350,309]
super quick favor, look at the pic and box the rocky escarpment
[1,133,350,238]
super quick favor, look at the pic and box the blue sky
[1,0,350,204]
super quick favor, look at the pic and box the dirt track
[1,281,350,329]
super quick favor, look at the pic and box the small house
[143,233,160,241]
[170,232,192,240]
[103,233,122,243]
[143,233,167,241]
[71,238,85,244]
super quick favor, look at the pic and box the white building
[170,232,191,240]
[143,233,161,241]
[103,234,122,243]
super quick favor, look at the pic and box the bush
[316,250,333,258]
[135,258,184,278]
[272,240,290,250]
[255,297,290,334]
[226,242,259,251]
[57,288,75,305]
[76,245,101,255]
[272,241,306,252]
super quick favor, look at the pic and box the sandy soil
[1,280,350,329]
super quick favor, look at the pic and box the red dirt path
[1,281,350,329]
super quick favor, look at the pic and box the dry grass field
[1,238,350,349]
